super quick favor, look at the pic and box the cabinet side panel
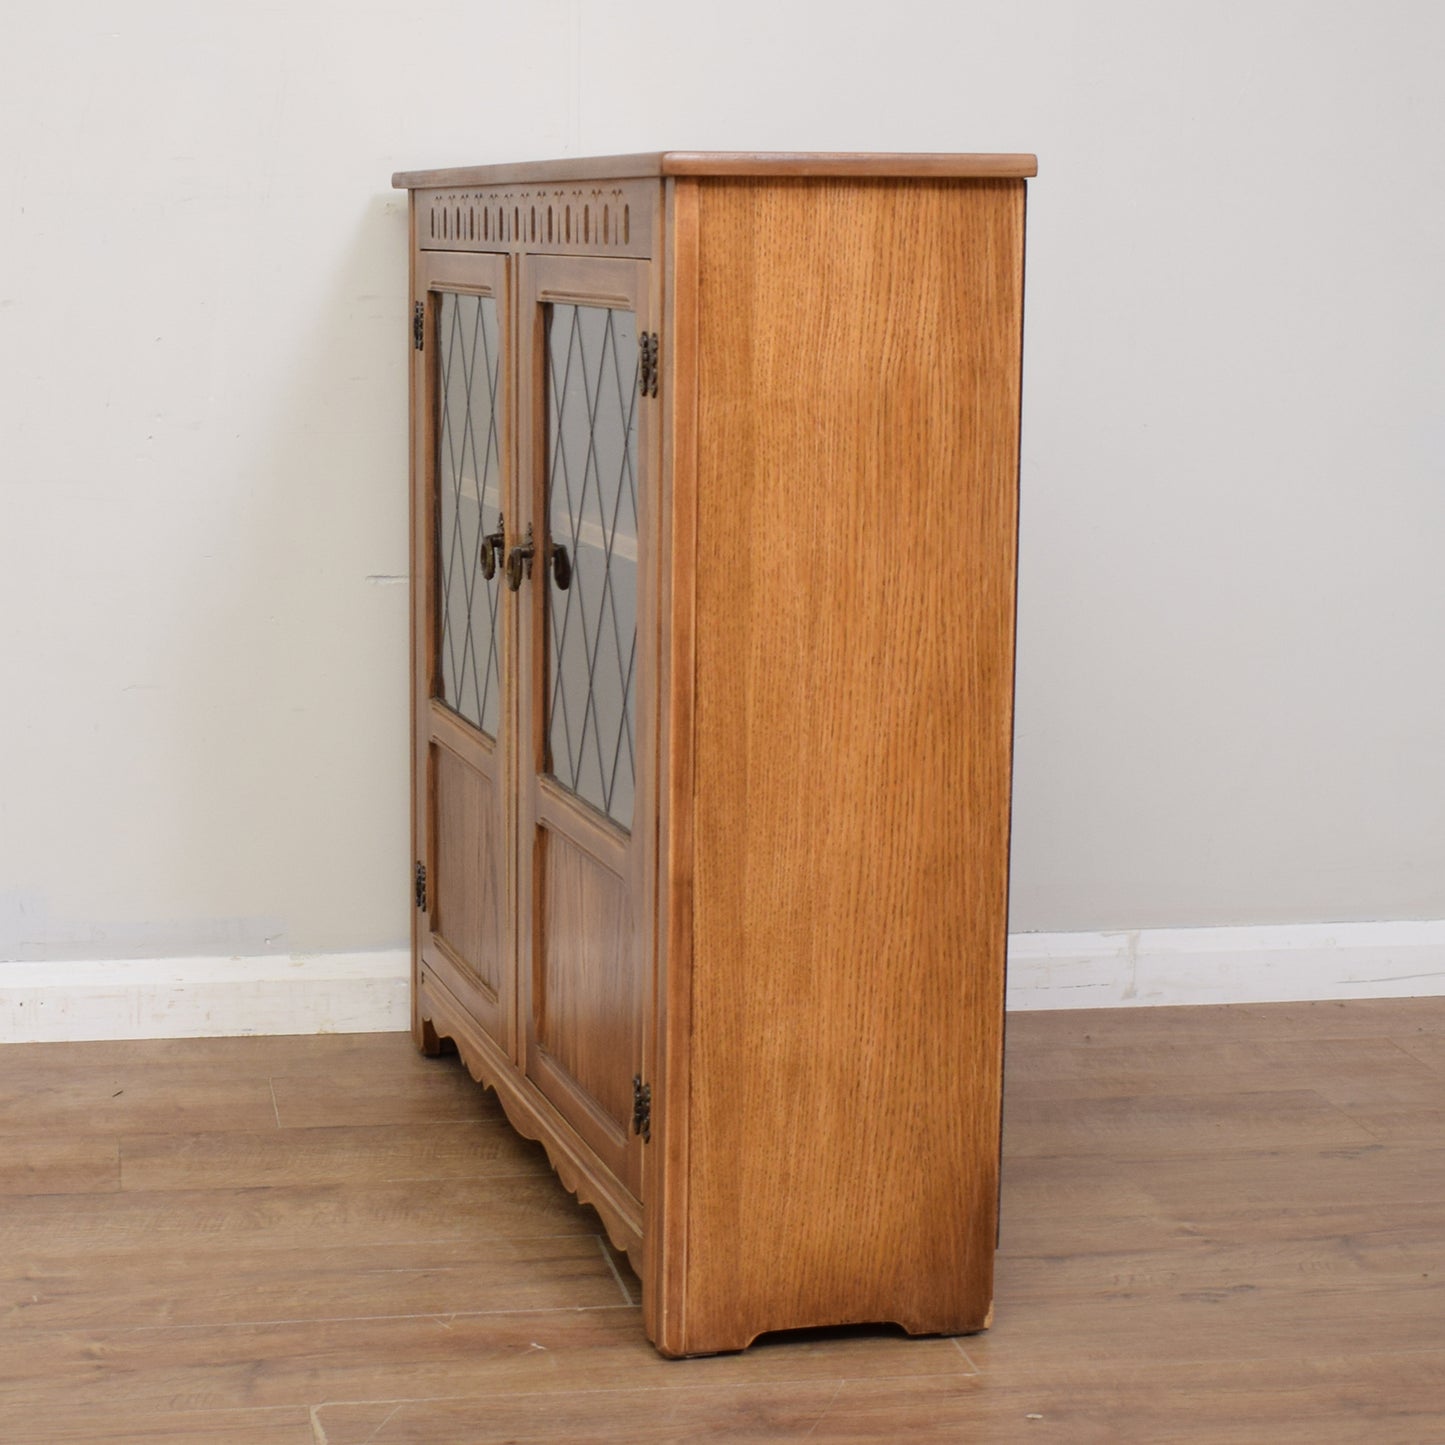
[648,177,702,1353]
[686,177,1024,1351]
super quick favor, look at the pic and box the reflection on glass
[545,303,639,830]
[436,292,503,739]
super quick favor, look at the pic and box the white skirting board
[1005,919,1445,1010]
[0,951,411,1044]
[3,921,1445,1042]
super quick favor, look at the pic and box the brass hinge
[631,1074,652,1143]
[413,301,425,351]
[414,860,427,911]
[637,332,659,398]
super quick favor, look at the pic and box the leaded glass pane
[436,291,503,739]
[545,302,639,831]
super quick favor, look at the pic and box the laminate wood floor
[3,997,1443,1442]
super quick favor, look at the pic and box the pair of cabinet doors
[411,249,659,1204]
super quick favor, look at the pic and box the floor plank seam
[799,1378,845,1437]
[6,1302,642,1340]
[1395,1040,1445,1072]
[359,1400,404,1444]
[596,1234,636,1305]
[370,1170,564,1184]
[950,1336,982,1373]
[303,1375,961,1415]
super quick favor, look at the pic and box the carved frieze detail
[418,181,655,258]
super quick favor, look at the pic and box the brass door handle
[505,524,534,591]
[551,542,572,591]
[480,513,505,581]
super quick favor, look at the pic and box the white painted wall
[2,4,1443,1010]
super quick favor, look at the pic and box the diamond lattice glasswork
[545,303,640,830]
[436,292,504,739]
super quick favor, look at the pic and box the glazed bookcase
[393,151,1034,1357]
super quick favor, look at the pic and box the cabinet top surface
[391,151,1037,189]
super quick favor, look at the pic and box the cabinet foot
[415,1015,452,1057]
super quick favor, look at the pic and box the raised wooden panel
[431,743,504,1002]
[528,827,641,1192]
[675,176,1025,1353]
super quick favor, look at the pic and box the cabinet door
[413,252,514,1053]
[516,255,656,1199]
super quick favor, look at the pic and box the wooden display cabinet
[393,152,1034,1357]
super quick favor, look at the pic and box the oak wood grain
[646,173,703,1351]
[676,176,1026,1353]
[531,828,638,1184]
